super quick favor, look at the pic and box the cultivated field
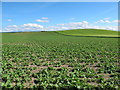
[58,29,119,37]
[2,29,119,89]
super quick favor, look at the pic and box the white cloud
[105,20,111,23]
[7,19,12,22]
[112,20,120,23]
[0,30,2,32]
[95,18,112,23]
[64,21,89,28]
[41,17,49,19]
[56,24,66,26]
[23,23,43,28]
[82,21,89,24]
[53,21,118,31]
[2,23,44,32]
[36,19,49,23]
[96,20,104,23]
[36,17,49,22]
[7,25,17,28]
[2,20,119,32]
[96,19,111,23]
[95,18,120,24]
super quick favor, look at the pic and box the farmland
[2,29,120,89]
[58,29,119,37]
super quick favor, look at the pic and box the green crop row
[1,31,119,89]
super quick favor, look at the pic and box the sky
[1,2,119,32]
[2,0,119,2]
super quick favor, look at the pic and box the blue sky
[2,0,119,2]
[2,2,118,32]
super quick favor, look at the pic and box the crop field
[58,29,119,37]
[1,30,120,89]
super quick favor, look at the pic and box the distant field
[2,30,119,89]
[58,29,119,37]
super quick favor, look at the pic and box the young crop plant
[2,31,119,89]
